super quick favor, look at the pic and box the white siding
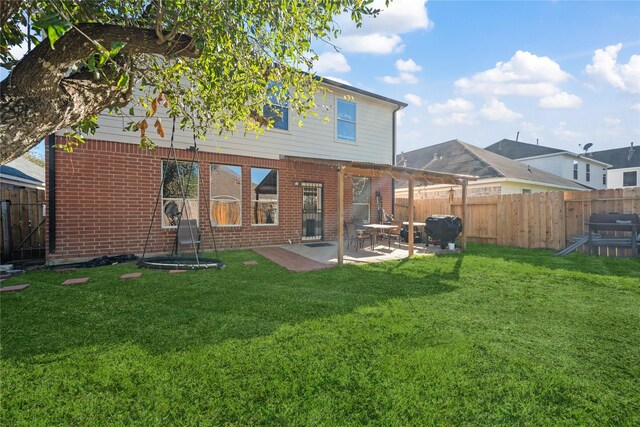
[607,166,640,188]
[78,86,397,165]
[520,154,607,189]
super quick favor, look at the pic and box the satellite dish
[583,143,593,152]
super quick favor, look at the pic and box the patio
[280,240,455,266]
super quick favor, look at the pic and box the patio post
[461,179,468,250]
[408,178,414,256]
[337,166,345,265]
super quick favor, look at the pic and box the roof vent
[628,142,635,162]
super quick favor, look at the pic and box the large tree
[0,0,386,164]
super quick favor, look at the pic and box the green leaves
[33,13,72,49]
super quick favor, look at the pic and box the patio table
[362,224,399,249]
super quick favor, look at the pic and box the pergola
[285,156,477,265]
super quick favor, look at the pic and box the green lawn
[1,244,639,425]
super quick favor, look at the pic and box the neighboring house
[485,139,611,190]
[0,156,45,190]
[46,78,407,262]
[589,143,640,188]
[395,139,586,198]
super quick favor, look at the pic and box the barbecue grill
[424,215,463,249]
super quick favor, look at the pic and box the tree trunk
[0,23,198,164]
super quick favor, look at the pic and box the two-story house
[45,78,407,263]
[485,139,611,190]
[589,143,640,188]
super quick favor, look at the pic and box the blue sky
[314,0,640,154]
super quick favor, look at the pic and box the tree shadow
[0,251,461,361]
[466,243,640,280]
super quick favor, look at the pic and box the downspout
[47,134,56,253]
[391,104,402,217]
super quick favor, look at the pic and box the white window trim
[161,160,200,229]
[251,168,279,226]
[210,164,242,227]
[335,97,357,144]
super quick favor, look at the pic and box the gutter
[47,134,56,253]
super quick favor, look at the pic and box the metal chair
[176,219,201,254]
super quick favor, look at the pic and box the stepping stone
[55,268,77,273]
[61,277,90,286]
[0,274,11,280]
[120,273,142,280]
[169,269,186,274]
[243,260,258,266]
[0,284,29,293]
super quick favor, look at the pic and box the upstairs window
[352,176,370,223]
[251,168,278,225]
[162,161,199,227]
[263,83,289,130]
[573,161,578,180]
[210,164,242,226]
[623,171,637,187]
[586,164,591,182]
[337,99,356,142]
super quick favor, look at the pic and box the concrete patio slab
[252,247,333,272]
[0,284,29,293]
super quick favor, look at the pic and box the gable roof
[484,139,565,159]
[0,157,45,187]
[588,145,640,169]
[397,139,585,190]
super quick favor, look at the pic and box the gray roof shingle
[0,157,45,186]
[588,145,640,169]
[485,139,565,159]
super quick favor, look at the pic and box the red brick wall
[46,138,393,262]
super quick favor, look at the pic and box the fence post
[461,180,468,250]
[1,200,11,260]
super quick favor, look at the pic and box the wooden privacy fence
[396,187,640,256]
[0,188,46,262]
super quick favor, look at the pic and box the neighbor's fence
[0,188,46,262]
[395,187,640,257]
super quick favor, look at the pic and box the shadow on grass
[465,242,640,279]
[1,250,459,360]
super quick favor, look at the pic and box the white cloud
[396,58,422,72]
[404,93,424,106]
[339,34,404,55]
[479,98,523,122]
[631,103,640,112]
[323,76,351,86]
[335,0,431,55]
[313,52,351,74]
[553,121,582,140]
[586,43,640,94]
[538,92,582,109]
[433,112,477,127]
[603,115,621,127]
[411,117,421,124]
[521,121,544,134]
[428,98,475,114]
[396,110,405,126]
[455,50,570,97]
[380,72,418,84]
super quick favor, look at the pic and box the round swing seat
[137,256,225,270]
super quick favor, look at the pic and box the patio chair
[384,221,403,249]
[176,219,201,254]
[345,221,372,251]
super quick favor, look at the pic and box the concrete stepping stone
[169,269,186,274]
[0,284,29,293]
[120,273,142,280]
[61,277,90,286]
[243,261,258,266]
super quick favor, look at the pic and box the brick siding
[46,138,393,262]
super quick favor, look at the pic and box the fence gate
[0,188,46,262]
[302,182,323,241]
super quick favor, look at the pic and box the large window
[352,176,370,223]
[623,171,637,187]
[263,83,288,131]
[251,168,278,225]
[210,164,242,226]
[573,161,578,179]
[586,164,591,182]
[337,99,356,142]
[162,161,199,227]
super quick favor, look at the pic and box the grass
[1,244,639,425]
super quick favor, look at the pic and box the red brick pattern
[46,138,393,262]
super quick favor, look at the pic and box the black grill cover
[424,215,463,245]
